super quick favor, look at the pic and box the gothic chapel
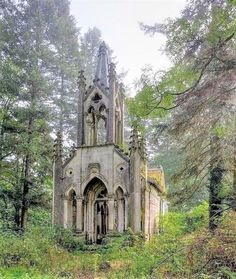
[53,42,167,243]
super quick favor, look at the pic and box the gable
[84,86,109,113]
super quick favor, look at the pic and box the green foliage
[28,208,52,227]
[0,0,110,231]
[0,267,55,279]
[52,226,84,252]
[127,60,199,125]
[0,208,235,279]
[161,212,187,237]
[0,0,82,230]
[134,0,236,227]
[122,227,144,247]
[160,202,208,237]
[184,201,209,232]
[0,227,64,272]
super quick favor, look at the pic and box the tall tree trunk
[209,162,224,231]
[209,135,224,231]
[233,155,236,210]
[0,123,4,163]
[232,116,236,210]
[14,205,21,228]
[20,113,33,229]
[20,157,30,228]
[20,155,31,229]
[59,73,65,134]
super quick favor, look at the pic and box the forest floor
[0,204,236,279]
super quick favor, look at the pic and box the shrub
[160,211,187,237]
[122,228,144,247]
[160,201,209,238]
[185,201,208,233]
[52,226,82,252]
[0,226,74,276]
[188,211,236,278]
[28,208,52,227]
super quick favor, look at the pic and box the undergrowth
[0,202,235,279]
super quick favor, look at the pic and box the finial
[108,62,116,80]
[98,41,107,55]
[139,136,148,160]
[69,143,76,157]
[119,82,125,98]
[77,70,86,89]
[54,131,63,159]
[129,127,147,159]
[129,126,139,150]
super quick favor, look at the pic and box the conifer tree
[0,0,80,228]
[129,0,236,229]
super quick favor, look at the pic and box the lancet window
[85,93,108,145]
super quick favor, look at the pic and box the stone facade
[53,42,168,243]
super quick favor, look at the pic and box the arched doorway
[114,187,125,232]
[83,177,108,243]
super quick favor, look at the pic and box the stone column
[85,119,90,145]
[133,192,141,233]
[88,200,93,242]
[63,198,68,228]
[76,197,83,233]
[84,201,88,238]
[117,199,124,232]
[108,195,115,232]
[94,116,98,145]
[124,196,128,230]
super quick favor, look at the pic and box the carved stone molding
[88,163,100,174]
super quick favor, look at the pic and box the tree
[79,27,103,83]
[0,0,80,229]
[79,27,114,83]
[48,0,80,143]
[0,0,57,229]
[129,0,236,229]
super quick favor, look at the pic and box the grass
[0,204,236,279]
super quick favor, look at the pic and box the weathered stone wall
[149,185,161,235]
[54,144,129,228]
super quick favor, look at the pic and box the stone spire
[94,41,109,88]
[108,62,116,81]
[107,62,117,143]
[78,70,86,89]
